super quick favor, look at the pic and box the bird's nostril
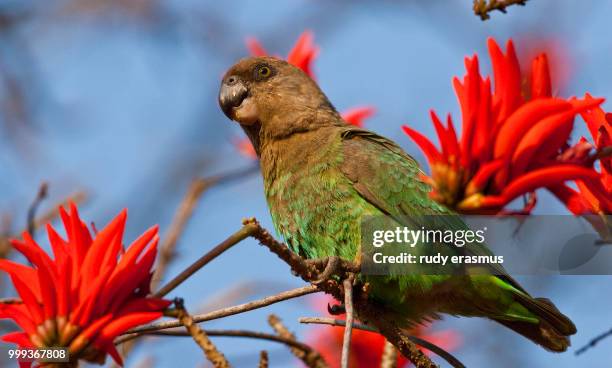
[226,76,237,85]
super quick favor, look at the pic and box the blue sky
[1,1,612,367]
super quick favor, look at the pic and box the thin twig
[341,275,355,368]
[132,328,317,353]
[0,298,22,304]
[153,223,260,298]
[31,191,88,231]
[170,298,231,368]
[593,145,612,161]
[473,0,528,20]
[575,327,612,355]
[258,351,268,368]
[300,317,377,332]
[0,190,87,258]
[152,165,260,294]
[26,182,48,237]
[299,317,465,368]
[381,340,398,368]
[117,285,319,341]
[151,178,210,292]
[268,314,328,368]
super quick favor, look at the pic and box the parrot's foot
[305,256,360,285]
[327,302,345,315]
[306,256,341,285]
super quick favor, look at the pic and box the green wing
[339,126,526,291]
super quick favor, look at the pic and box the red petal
[234,137,258,160]
[579,93,607,140]
[446,114,461,165]
[104,343,124,366]
[47,224,68,264]
[341,106,375,127]
[466,160,504,196]
[487,38,505,100]
[36,260,57,320]
[0,260,40,299]
[71,314,113,346]
[494,98,571,158]
[68,202,88,266]
[531,54,552,99]
[286,30,318,79]
[71,264,114,327]
[402,125,443,167]
[430,110,450,156]
[101,234,159,314]
[2,332,34,348]
[473,77,493,163]
[11,275,44,325]
[547,184,590,215]
[95,312,164,347]
[0,304,38,337]
[498,40,523,121]
[510,108,576,177]
[81,209,127,292]
[500,165,601,204]
[245,37,267,56]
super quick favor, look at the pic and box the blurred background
[1,0,611,366]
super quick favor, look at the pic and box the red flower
[403,38,605,213]
[341,106,376,128]
[550,97,612,215]
[306,296,460,367]
[308,324,460,368]
[247,30,319,79]
[0,204,171,366]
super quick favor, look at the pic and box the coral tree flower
[0,204,171,366]
[306,296,460,368]
[309,324,460,368]
[403,38,605,213]
[236,31,375,160]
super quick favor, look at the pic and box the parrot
[218,56,576,352]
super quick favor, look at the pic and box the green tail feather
[495,297,576,352]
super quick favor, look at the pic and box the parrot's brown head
[219,56,340,155]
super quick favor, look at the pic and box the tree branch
[341,276,355,368]
[258,351,268,368]
[27,182,48,237]
[169,298,230,368]
[381,340,398,368]
[473,0,528,20]
[575,327,612,355]
[151,178,211,292]
[153,223,259,298]
[134,328,318,353]
[0,189,87,258]
[268,314,328,368]
[299,317,465,368]
[116,285,319,343]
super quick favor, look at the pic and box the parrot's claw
[327,302,345,315]
[307,256,341,285]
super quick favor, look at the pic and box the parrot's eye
[254,65,273,80]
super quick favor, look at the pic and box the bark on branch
[473,0,528,20]
[168,299,231,368]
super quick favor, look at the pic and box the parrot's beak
[219,76,258,125]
